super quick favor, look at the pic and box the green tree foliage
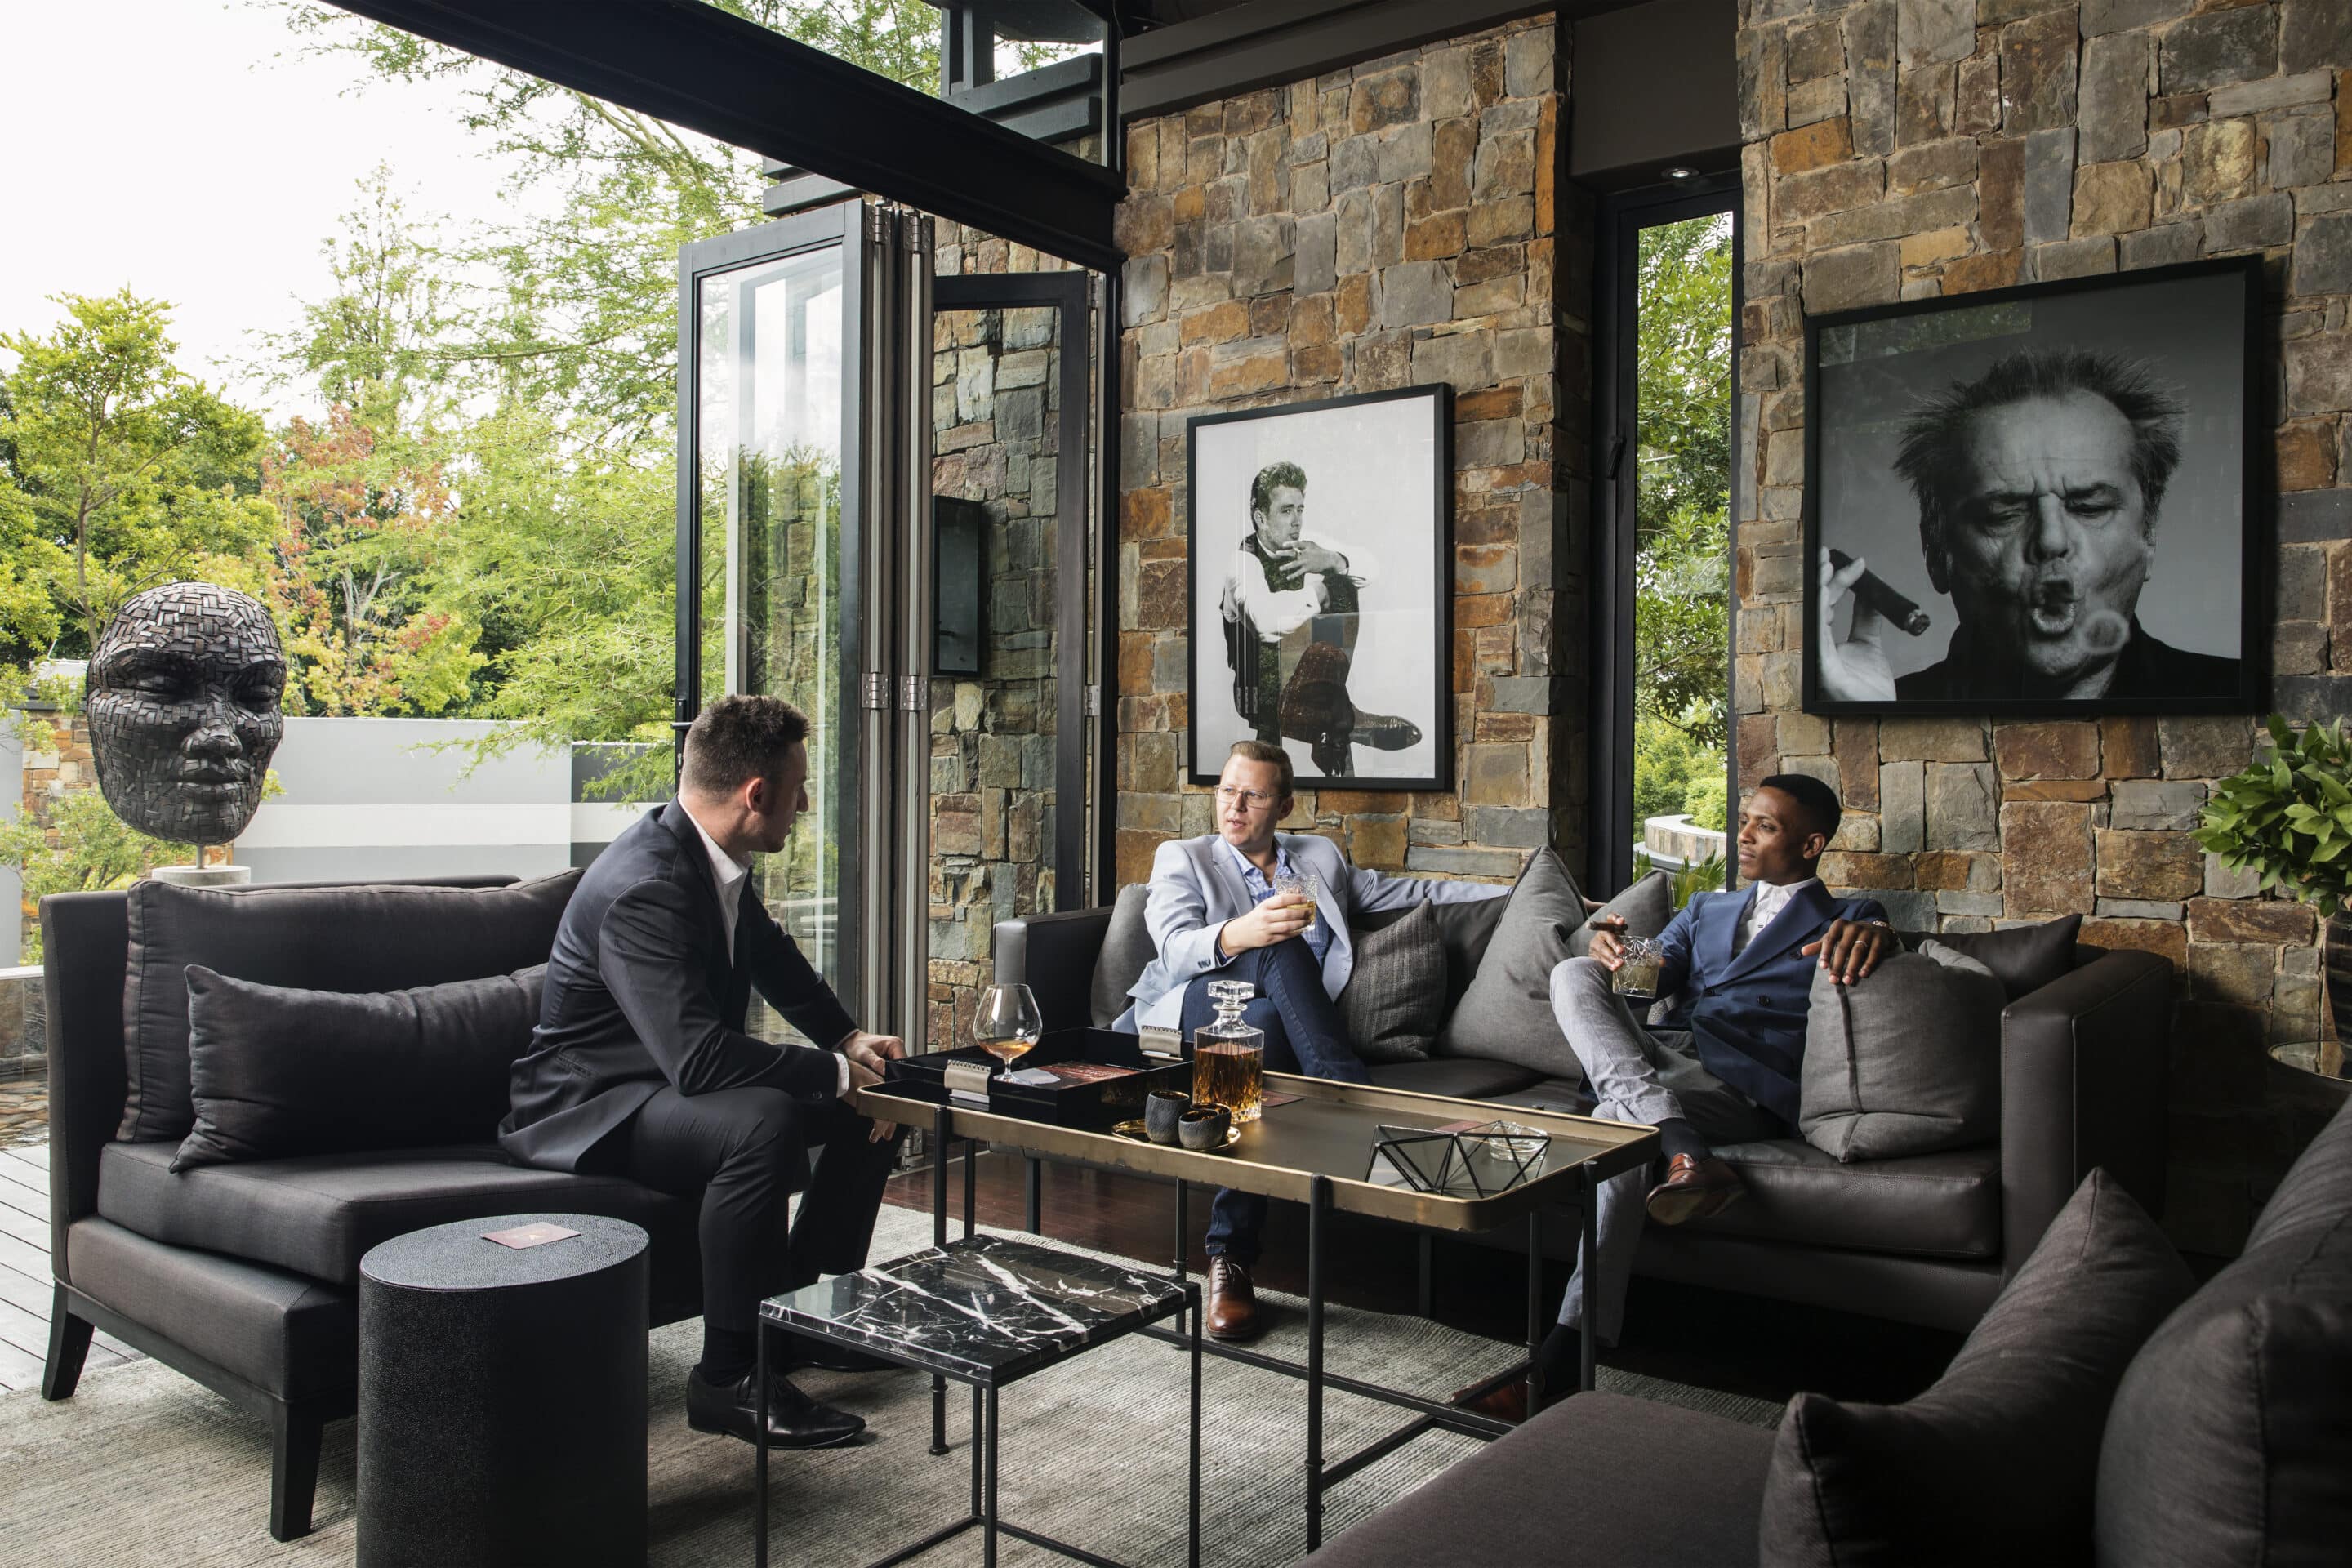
[0,292,276,657]
[0,787,194,963]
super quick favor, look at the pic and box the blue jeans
[1179,938,1368,1266]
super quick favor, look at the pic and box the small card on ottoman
[483,1222,580,1250]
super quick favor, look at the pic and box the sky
[0,0,533,416]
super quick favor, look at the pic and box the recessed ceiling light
[1662,165,1698,181]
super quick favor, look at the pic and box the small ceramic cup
[1145,1089,1192,1144]
[1178,1106,1232,1151]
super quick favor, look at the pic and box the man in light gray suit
[1117,739,1507,1339]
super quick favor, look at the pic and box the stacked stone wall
[1111,17,1592,887]
[1735,0,2352,1250]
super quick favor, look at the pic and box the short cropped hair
[681,694,810,797]
[1225,739,1294,801]
[1894,350,2184,571]
[1250,461,1307,519]
[1758,773,1842,847]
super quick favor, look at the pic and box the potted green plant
[2195,715,2352,1043]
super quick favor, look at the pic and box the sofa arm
[1999,947,2175,1278]
[994,906,1116,1034]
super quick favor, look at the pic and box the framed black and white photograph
[1187,385,1452,791]
[1803,255,2265,716]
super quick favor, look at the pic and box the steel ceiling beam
[327,0,1124,271]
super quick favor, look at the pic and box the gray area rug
[0,1205,1780,1565]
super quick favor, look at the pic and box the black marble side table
[756,1234,1200,1568]
[358,1212,649,1568]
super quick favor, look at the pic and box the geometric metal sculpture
[1369,1119,1552,1197]
[85,581,287,849]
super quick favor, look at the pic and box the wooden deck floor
[0,1144,140,1392]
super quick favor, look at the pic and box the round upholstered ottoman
[358,1212,648,1567]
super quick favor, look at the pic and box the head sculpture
[86,582,287,845]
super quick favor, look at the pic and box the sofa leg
[269,1401,326,1542]
[41,1285,94,1401]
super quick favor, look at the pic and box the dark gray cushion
[1089,884,1155,1027]
[1436,849,1584,1072]
[119,871,580,1143]
[1363,1057,1546,1101]
[96,1138,692,1287]
[173,964,546,1171]
[1566,869,1674,957]
[1298,1390,1773,1568]
[1336,902,1446,1063]
[1692,1139,2002,1260]
[2095,1096,2352,1566]
[1757,1169,2194,1566]
[1431,895,1508,1018]
[1798,941,2006,1163]
[1929,913,2081,1000]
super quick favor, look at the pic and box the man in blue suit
[1469,774,1895,1420]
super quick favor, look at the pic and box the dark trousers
[1180,938,1368,1267]
[621,1085,902,1335]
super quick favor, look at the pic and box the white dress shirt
[1735,876,1819,955]
[683,804,850,1096]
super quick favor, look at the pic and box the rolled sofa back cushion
[172,964,547,1171]
[118,871,581,1143]
[1799,940,2006,1163]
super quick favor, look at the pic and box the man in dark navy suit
[502,695,906,1450]
[1468,775,1895,1420]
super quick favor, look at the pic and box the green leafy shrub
[2195,715,2352,919]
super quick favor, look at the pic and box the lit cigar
[1828,549,1931,637]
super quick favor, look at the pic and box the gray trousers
[1548,956,1780,1343]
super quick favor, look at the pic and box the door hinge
[862,672,887,710]
[1085,684,1102,718]
[901,675,926,712]
[901,211,931,252]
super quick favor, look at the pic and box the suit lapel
[1720,880,1836,982]
[1696,889,1743,983]
[658,800,737,993]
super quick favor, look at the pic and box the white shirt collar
[682,804,751,899]
[1747,876,1818,927]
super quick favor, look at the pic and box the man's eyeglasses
[1215,785,1280,809]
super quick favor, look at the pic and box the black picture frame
[933,496,987,676]
[1801,255,2268,718]
[1187,384,1454,792]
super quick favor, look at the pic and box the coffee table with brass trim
[857,1072,1659,1553]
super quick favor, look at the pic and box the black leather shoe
[780,1339,904,1374]
[686,1366,866,1449]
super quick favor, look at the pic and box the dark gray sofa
[38,879,705,1541]
[1300,1094,2352,1568]
[996,893,2174,1333]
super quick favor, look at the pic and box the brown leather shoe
[1205,1256,1262,1341]
[1450,1375,1538,1426]
[1645,1153,1745,1226]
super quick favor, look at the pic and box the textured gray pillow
[1929,913,2082,1000]
[1799,940,2006,1163]
[1430,895,1508,1018]
[1435,849,1583,1074]
[1336,902,1446,1063]
[1566,870,1673,957]
[1758,1169,2195,1567]
[2094,1097,2352,1566]
[1089,884,1156,1027]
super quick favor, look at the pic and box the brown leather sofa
[994,898,2172,1333]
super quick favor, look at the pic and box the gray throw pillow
[1337,902,1446,1063]
[1429,896,1508,1018]
[1929,913,2082,1000]
[1758,1169,2195,1567]
[2094,1097,2352,1566]
[1799,940,2006,1163]
[1089,884,1156,1027]
[119,871,577,1143]
[1435,849,1584,1075]
[1566,869,1673,957]
[173,964,546,1170]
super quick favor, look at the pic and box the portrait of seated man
[1219,459,1420,777]
[1816,349,2240,705]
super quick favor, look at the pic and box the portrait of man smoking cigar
[1815,347,2242,706]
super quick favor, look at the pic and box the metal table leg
[1170,1178,1188,1281]
[963,1134,978,1241]
[754,1318,769,1568]
[983,1384,1000,1568]
[1306,1174,1329,1551]
[1189,1287,1202,1568]
[932,1106,951,1456]
[1416,1232,1434,1318]
[1025,1156,1042,1234]
[1579,1165,1599,1393]
[1526,1209,1542,1384]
